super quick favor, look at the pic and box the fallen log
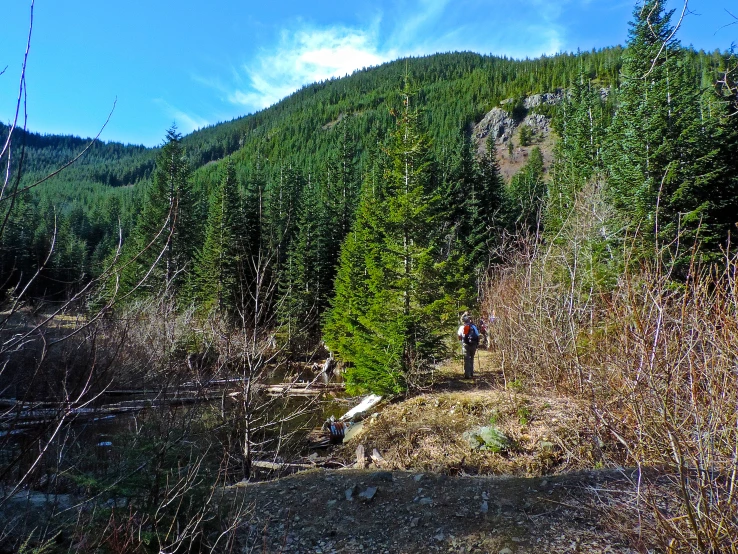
[340,394,382,422]
[229,382,345,397]
[0,392,226,428]
[251,460,312,471]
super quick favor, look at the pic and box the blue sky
[1,1,735,147]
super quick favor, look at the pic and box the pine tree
[279,122,361,349]
[549,73,608,235]
[118,126,197,300]
[605,1,735,264]
[473,137,505,265]
[235,162,267,323]
[193,159,240,315]
[264,164,302,278]
[324,82,451,394]
[279,177,323,348]
[605,1,683,237]
[322,179,379,372]
[437,132,494,307]
[506,147,546,233]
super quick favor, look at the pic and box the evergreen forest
[3,15,735,391]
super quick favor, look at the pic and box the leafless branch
[641,0,689,79]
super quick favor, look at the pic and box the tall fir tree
[324,81,452,394]
[506,146,546,233]
[279,122,361,349]
[321,178,379,369]
[193,159,241,315]
[118,126,198,301]
[279,176,323,348]
[471,137,505,268]
[605,0,735,264]
[264,164,302,278]
[548,73,608,235]
[235,160,268,324]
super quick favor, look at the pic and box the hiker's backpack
[463,324,479,345]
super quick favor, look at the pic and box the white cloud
[230,24,392,111]
[153,99,209,134]
[224,0,593,114]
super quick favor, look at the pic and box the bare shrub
[483,179,738,551]
[596,251,738,552]
[483,179,617,393]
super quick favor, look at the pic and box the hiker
[457,312,480,378]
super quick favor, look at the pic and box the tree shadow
[428,349,506,392]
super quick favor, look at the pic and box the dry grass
[337,351,603,476]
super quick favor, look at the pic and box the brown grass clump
[338,354,602,476]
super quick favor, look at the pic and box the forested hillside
[1,43,729,304]
[1,3,735,387]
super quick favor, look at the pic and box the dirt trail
[233,351,640,553]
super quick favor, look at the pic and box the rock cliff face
[473,107,518,145]
[472,91,565,180]
[523,90,564,109]
[473,90,563,151]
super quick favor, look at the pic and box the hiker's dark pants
[462,343,477,378]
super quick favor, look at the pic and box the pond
[0,364,354,496]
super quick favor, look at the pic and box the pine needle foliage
[117,126,197,301]
[192,159,242,316]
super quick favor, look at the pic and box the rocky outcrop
[522,112,551,135]
[523,90,564,109]
[473,107,517,145]
[472,91,563,152]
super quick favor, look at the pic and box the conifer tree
[234,163,267,322]
[473,137,505,265]
[118,126,197,300]
[193,159,240,315]
[322,178,379,370]
[264,164,302,278]
[279,177,323,347]
[324,82,451,394]
[280,123,361,348]
[605,1,684,237]
[605,0,735,263]
[437,132,492,306]
[506,147,546,233]
[549,73,608,235]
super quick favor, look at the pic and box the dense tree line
[2,4,736,394]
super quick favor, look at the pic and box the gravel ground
[232,467,641,553]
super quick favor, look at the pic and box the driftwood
[0,392,226,428]
[355,444,366,469]
[340,394,382,422]
[251,460,312,471]
[250,455,346,475]
[2,379,345,433]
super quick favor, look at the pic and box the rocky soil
[472,96,558,181]
[232,468,641,554]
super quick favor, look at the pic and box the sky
[1,0,735,147]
